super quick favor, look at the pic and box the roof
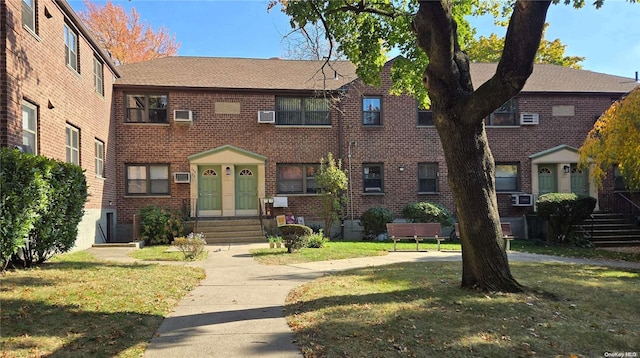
[470,63,638,94]
[115,56,638,94]
[115,57,357,91]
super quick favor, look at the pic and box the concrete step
[205,236,266,244]
[590,240,640,247]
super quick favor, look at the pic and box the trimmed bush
[1,149,88,269]
[139,206,184,245]
[401,202,454,226]
[359,207,394,238]
[279,224,313,253]
[19,160,88,267]
[536,193,597,244]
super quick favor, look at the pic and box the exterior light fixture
[225,166,231,175]
[398,166,405,172]
[563,165,571,174]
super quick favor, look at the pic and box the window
[417,108,434,126]
[22,101,37,154]
[65,124,80,165]
[126,164,170,195]
[495,163,519,192]
[363,97,382,125]
[418,163,438,192]
[95,139,104,177]
[125,94,168,123]
[275,97,330,125]
[485,98,517,126]
[363,164,383,193]
[93,56,104,96]
[276,164,318,194]
[64,23,79,72]
[614,166,627,191]
[22,0,36,33]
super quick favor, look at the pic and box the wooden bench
[454,222,516,251]
[386,223,443,251]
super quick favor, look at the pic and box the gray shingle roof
[115,57,357,91]
[115,56,639,94]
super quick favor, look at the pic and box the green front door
[235,165,258,212]
[570,164,589,196]
[538,165,557,195]
[198,166,222,213]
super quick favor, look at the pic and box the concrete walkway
[86,244,640,358]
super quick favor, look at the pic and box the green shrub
[139,206,184,245]
[279,224,313,253]
[536,193,597,244]
[20,160,87,267]
[401,202,454,226]
[359,207,394,238]
[1,149,88,269]
[172,232,206,260]
[0,149,48,270]
[304,230,328,248]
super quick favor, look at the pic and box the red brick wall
[113,64,625,224]
[2,0,116,210]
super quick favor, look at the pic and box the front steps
[185,217,265,244]
[577,213,640,247]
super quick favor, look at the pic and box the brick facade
[1,0,118,248]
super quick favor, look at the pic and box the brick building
[112,57,638,239]
[2,1,638,246]
[1,0,119,248]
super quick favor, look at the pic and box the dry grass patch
[286,261,639,358]
[1,251,205,357]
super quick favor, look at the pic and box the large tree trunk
[413,0,551,292]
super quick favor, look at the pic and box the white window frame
[95,139,104,178]
[22,101,38,154]
[362,96,382,126]
[66,124,80,165]
[495,163,519,192]
[276,164,319,194]
[22,0,36,33]
[93,56,104,96]
[64,23,78,72]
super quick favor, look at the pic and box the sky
[68,0,640,79]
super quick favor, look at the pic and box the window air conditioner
[520,112,539,125]
[258,111,276,123]
[174,110,193,123]
[512,194,534,206]
[173,172,191,183]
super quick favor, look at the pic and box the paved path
[86,244,640,358]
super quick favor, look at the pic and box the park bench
[386,222,443,251]
[454,222,515,251]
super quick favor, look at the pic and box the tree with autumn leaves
[580,87,640,191]
[79,0,179,65]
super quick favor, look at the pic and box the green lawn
[286,261,640,357]
[251,239,640,265]
[0,251,205,358]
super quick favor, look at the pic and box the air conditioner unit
[520,112,539,125]
[258,111,275,123]
[512,193,534,206]
[173,172,191,183]
[174,110,193,123]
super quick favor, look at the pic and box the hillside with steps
[185,217,265,244]
[577,213,640,247]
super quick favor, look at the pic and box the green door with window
[235,165,258,212]
[570,164,589,196]
[198,166,222,212]
[538,165,557,195]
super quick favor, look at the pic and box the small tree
[315,153,348,238]
[279,224,313,253]
[360,207,394,239]
[579,87,640,191]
